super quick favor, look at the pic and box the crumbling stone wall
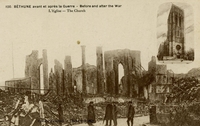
[148,57,171,101]
[43,50,49,92]
[104,49,141,97]
[25,50,49,94]
[72,63,97,94]
[96,47,104,94]
[64,56,73,94]
[54,60,64,96]
[49,68,57,95]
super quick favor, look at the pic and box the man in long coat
[127,101,135,126]
[104,102,113,126]
[112,102,118,126]
[87,101,96,126]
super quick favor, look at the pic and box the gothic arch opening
[39,64,44,94]
[118,63,124,94]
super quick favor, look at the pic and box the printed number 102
[5,5,12,8]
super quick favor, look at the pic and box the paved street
[73,116,150,126]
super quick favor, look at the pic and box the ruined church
[5,46,143,98]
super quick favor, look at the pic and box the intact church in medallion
[157,3,194,62]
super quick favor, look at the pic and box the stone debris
[0,89,151,126]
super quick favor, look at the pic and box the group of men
[87,101,135,126]
[8,93,135,126]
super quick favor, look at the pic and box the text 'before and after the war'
[5,4,122,13]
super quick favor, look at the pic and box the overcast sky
[0,0,200,84]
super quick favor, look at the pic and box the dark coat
[112,104,118,125]
[112,105,118,118]
[104,104,113,120]
[87,104,96,123]
[127,105,135,118]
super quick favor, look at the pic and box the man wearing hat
[87,101,96,126]
[127,101,135,126]
[112,101,118,126]
[104,101,113,126]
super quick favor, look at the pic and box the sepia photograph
[0,0,200,126]
[157,2,194,63]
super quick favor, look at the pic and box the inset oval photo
[157,2,194,63]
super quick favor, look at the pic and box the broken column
[49,68,57,94]
[54,60,64,96]
[81,45,87,94]
[104,51,114,94]
[49,68,54,90]
[64,56,73,94]
[42,49,49,94]
[96,46,104,94]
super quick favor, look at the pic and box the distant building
[5,50,49,95]
[5,77,31,94]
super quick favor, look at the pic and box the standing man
[104,102,113,126]
[127,101,135,126]
[112,102,118,126]
[87,101,96,126]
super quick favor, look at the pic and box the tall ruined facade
[104,49,141,97]
[49,68,57,94]
[54,60,64,96]
[49,57,73,97]
[64,56,73,94]
[23,48,142,97]
[96,47,104,94]
[81,45,87,94]
[25,50,49,94]
[165,4,184,58]
[148,56,172,101]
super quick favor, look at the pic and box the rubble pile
[0,89,88,125]
[43,93,150,125]
[0,89,150,126]
[160,77,200,125]
[171,77,200,102]
[0,90,21,125]
[42,91,87,125]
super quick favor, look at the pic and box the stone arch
[113,59,126,95]
[104,49,141,97]
[118,63,124,95]
[25,50,49,94]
